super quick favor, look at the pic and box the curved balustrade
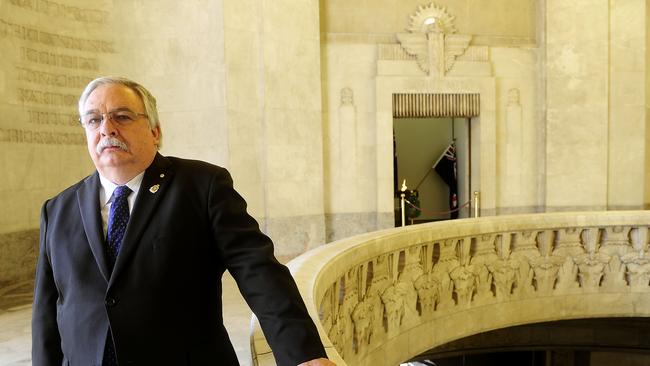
[250,211,650,366]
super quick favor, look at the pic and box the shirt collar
[99,171,145,208]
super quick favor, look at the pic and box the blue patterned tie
[106,185,132,270]
[103,185,131,366]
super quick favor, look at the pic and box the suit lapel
[77,173,111,283]
[110,153,173,284]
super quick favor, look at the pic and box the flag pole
[400,180,407,227]
[432,143,450,168]
[415,141,454,190]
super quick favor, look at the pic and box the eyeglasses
[80,110,148,130]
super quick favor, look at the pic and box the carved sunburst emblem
[407,3,457,34]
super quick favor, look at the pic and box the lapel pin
[149,184,160,193]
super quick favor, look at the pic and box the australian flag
[434,143,458,219]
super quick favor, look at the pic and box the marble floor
[0,272,253,366]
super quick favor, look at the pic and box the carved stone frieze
[396,3,471,76]
[317,224,650,364]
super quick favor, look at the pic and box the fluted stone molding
[250,211,650,365]
[392,93,480,118]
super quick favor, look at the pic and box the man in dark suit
[32,76,336,366]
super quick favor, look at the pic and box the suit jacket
[32,153,326,366]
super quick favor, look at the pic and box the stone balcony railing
[250,211,650,365]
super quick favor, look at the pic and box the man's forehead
[83,84,144,110]
[82,106,135,116]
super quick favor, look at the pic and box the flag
[434,143,458,219]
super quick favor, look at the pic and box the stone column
[544,0,609,211]
[607,0,647,210]
[223,0,326,257]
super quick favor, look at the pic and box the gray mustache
[96,137,128,154]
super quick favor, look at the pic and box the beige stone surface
[0,304,31,366]
[491,47,539,211]
[322,43,377,216]
[322,0,535,40]
[223,0,327,248]
[113,0,229,168]
[545,0,611,210]
[608,0,647,208]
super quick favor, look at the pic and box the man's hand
[298,358,337,366]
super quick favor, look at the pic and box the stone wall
[322,0,536,41]
[321,0,650,228]
[607,0,647,209]
[0,0,104,292]
[320,1,541,236]
[545,0,648,211]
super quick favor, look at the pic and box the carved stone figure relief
[623,227,650,291]
[414,272,440,316]
[624,255,650,291]
[367,255,390,346]
[351,299,371,355]
[600,226,631,257]
[336,87,359,213]
[602,255,627,290]
[555,257,580,293]
[398,246,424,327]
[554,228,585,257]
[488,234,520,300]
[511,231,540,261]
[449,239,477,307]
[470,234,498,265]
[529,230,564,294]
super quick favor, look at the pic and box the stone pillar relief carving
[396,3,471,77]
[338,87,357,183]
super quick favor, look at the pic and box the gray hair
[78,76,162,148]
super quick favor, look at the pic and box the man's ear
[152,126,162,148]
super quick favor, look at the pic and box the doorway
[393,117,472,226]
